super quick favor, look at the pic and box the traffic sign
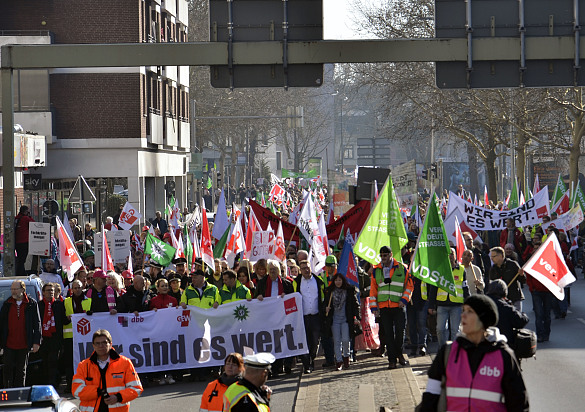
[68,175,96,202]
[42,200,59,217]
[209,0,323,88]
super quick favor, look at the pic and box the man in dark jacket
[486,280,529,346]
[121,275,156,314]
[255,260,294,374]
[38,282,67,388]
[0,280,42,388]
[489,246,526,311]
[293,260,325,373]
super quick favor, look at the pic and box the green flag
[410,194,456,296]
[144,233,176,267]
[207,176,213,189]
[354,175,408,265]
[571,183,585,212]
[551,174,567,209]
[508,178,519,209]
[164,196,175,217]
[213,225,231,259]
[183,225,193,266]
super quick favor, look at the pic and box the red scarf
[264,276,283,297]
[42,298,57,337]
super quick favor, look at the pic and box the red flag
[101,225,115,272]
[346,249,359,285]
[551,190,570,215]
[484,185,489,206]
[273,221,286,261]
[533,174,541,194]
[245,209,260,259]
[56,216,82,281]
[200,200,214,269]
[454,215,467,264]
[523,232,576,300]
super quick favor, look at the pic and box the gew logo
[118,316,128,327]
[177,310,191,327]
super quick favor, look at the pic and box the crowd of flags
[54,171,581,306]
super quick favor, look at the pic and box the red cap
[163,232,171,240]
[93,269,107,279]
[122,270,134,279]
[142,226,150,232]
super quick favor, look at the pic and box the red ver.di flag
[523,232,576,300]
[117,202,142,230]
[56,216,82,281]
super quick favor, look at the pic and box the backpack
[512,328,537,359]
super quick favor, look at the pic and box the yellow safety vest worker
[63,296,92,339]
[436,265,465,303]
[180,283,220,308]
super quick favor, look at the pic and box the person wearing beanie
[486,280,529,345]
[418,295,529,411]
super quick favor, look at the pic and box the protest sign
[249,230,275,262]
[446,188,550,230]
[94,230,131,266]
[542,205,584,232]
[72,294,308,373]
[391,160,417,209]
[28,222,51,256]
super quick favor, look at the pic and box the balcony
[166,116,178,146]
[148,111,163,145]
[179,120,190,149]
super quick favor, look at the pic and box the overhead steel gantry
[1,36,583,272]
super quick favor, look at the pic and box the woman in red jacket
[149,278,178,310]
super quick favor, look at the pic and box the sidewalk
[294,350,433,412]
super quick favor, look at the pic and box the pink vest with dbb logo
[445,341,506,412]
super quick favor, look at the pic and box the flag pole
[286,226,298,252]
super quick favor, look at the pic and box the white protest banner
[94,230,131,266]
[542,205,584,232]
[117,202,142,230]
[446,187,550,230]
[391,160,417,209]
[72,294,308,373]
[249,230,275,263]
[28,222,51,256]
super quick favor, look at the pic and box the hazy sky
[323,0,372,39]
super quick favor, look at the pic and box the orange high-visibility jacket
[72,349,142,412]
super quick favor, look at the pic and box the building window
[343,146,354,159]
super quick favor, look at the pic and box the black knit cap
[464,294,498,328]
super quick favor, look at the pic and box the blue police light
[30,385,59,402]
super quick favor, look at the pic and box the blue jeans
[331,319,350,362]
[407,302,428,348]
[436,305,462,347]
[532,290,553,339]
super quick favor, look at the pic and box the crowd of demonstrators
[0,180,577,409]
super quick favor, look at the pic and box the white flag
[118,202,142,230]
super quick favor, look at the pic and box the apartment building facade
[0,0,191,225]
